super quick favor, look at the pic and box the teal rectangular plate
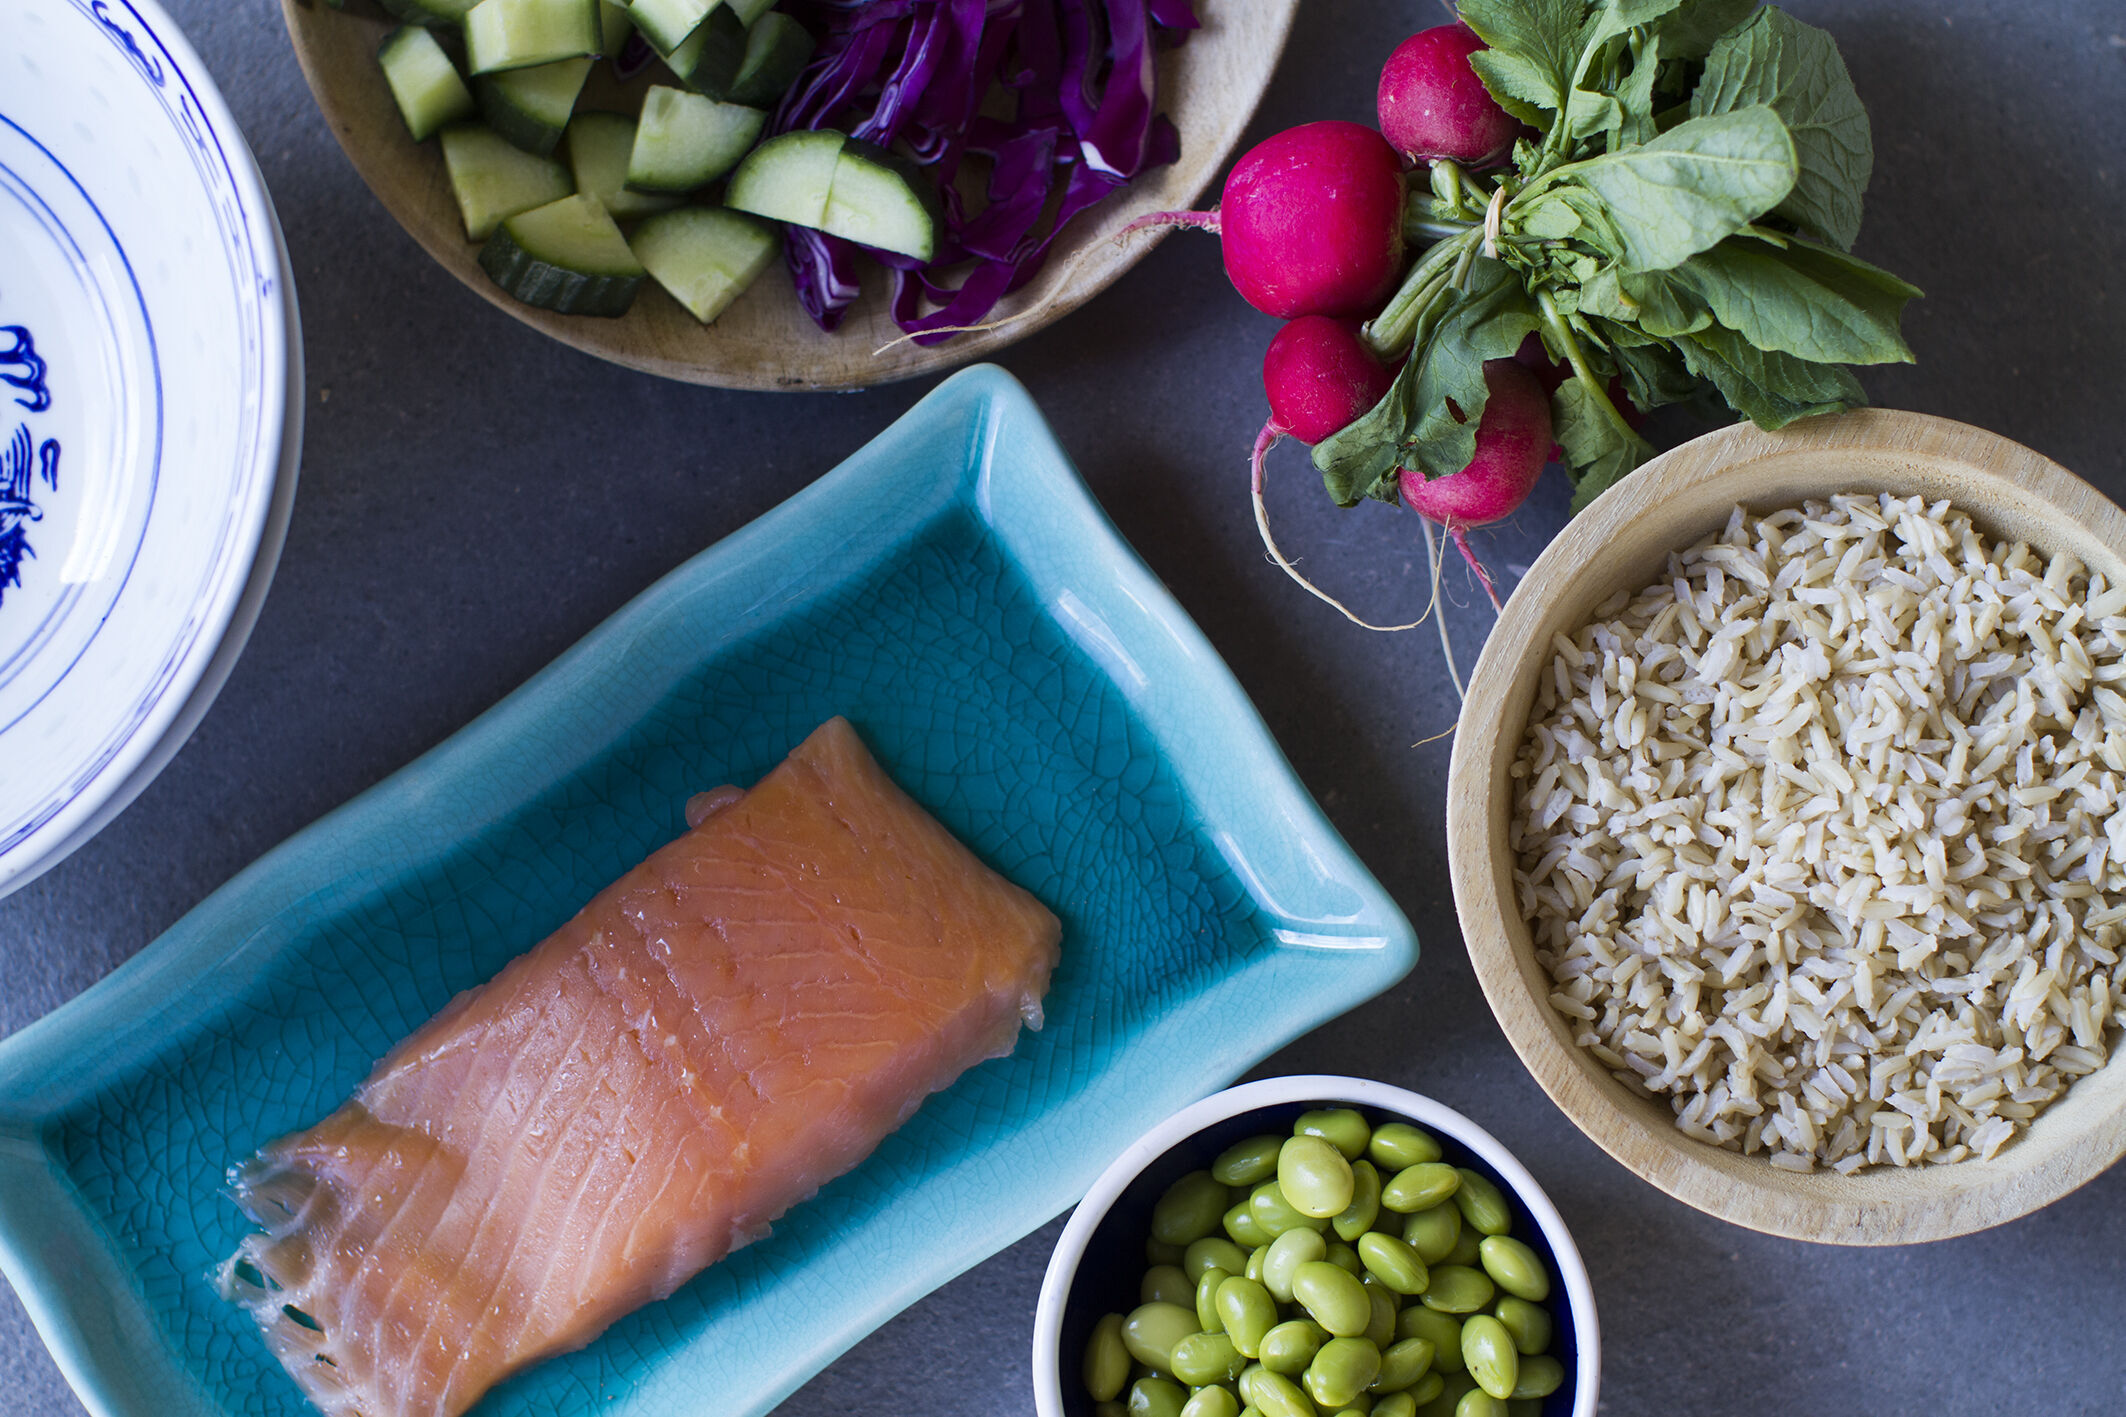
[0,365,1417,1417]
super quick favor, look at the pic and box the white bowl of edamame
[1034,1075,1598,1417]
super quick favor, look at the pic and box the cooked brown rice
[1510,492,2126,1172]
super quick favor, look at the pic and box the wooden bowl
[281,0,1296,390]
[1447,409,2126,1244]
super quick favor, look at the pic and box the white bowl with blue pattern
[0,0,301,897]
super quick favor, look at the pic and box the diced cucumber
[375,0,478,27]
[472,55,591,155]
[724,0,773,24]
[821,139,940,261]
[659,3,745,97]
[377,26,473,141]
[724,128,845,228]
[597,0,634,57]
[625,0,714,58]
[465,0,600,75]
[566,112,682,220]
[478,193,645,316]
[630,206,776,323]
[626,86,764,192]
[439,122,574,240]
[727,11,813,107]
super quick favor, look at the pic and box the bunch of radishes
[1134,24,1550,615]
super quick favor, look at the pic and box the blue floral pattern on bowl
[0,326,63,602]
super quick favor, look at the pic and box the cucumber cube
[465,0,600,75]
[439,122,573,240]
[630,206,776,323]
[377,26,473,142]
[724,128,845,229]
[566,111,682,220]
[627,86,764,192]
[472,55,592,155]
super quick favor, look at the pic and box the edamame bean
[1096,1403,1127,1417]
[1246,1245,1269,1282]
[1510,1355,1563,1401]
[1415,1370,1475,1417]
[1356,1231,1428,1296]
[1279,1136,1356,1219]
[1453,1390,1506,1417]
[1216,1276,1280,1359]
[1374,1391,1420,1417]
[1145,1264,1195,1306]
[1440,1227,1482,1269]
[1380,1164,1460,1215]
[1290,1260,1372,1337]
[1396,1308,1465,1372]
[1419,1267,1494,1315]
[1129,1376,1189,1417]
[1295,1108,1371,1160]
[1304,1337,1382,1408]
[1475,1237,1548,1303]
[1196,1268,1231,1333]
[1173,1331,1249,1386]
[1149,1239,1187,1267]
[1264,1228,1329,1304]
[1401,1204,1461,1266]
[1334,1160,1382,1242]
[1157,1172,1235,1247]
[1182,1386,1243,1417]
[1460,1316,1518,1400]
[1086,1312,1132,1400]
[1251,1181,1332,1238]
[1260,1319,1327,1374]
[1226,1201,1271,1248]
[1249,1368,1320,1417]
[1370,1337,1435,1394]
[1450,1171,1510,1237]
[1239,1407,1264,1417]
[1362,1276,1400,1348]
[1325,1241,1365,1278]
[1491,1298,1550,1356]
[1189,1236,1252,1282]
[1367,1123,1441,1171]
[1214,1135,1287,1187]
[1123,1302,1201,1372]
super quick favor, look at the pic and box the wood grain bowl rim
[1447,408,2126,1245]
[279,0,1298,390]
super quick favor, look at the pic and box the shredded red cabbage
[772,0,1195,342]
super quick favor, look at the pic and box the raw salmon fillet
[220,717,1060,1417]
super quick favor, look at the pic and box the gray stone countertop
[4,0,2124,1412]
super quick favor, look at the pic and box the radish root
[1118,207,1223,240]
[1253,423,1436,633]
[1419,516,1467,699]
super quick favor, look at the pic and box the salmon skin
[220,718,1061,1417]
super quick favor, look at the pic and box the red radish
[1124,121,1405,319]
[1377,26,1518,167]
[1398,358,1551,608]
[1249,317,1413,628]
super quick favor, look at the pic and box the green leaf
[1581,0,1685,51]
[1610,336,1702,407]
[1566,88,1625,139]
[1558,105,1795,272]
[1469,50,1567,129]
[1689,6,1872,248]
[1610,32,1663,149]
[1462,0,1588,122]
[1553,380,1652,511]
[1674,234,1919,364]
[1404,259,1544,481]
[1581,264,1712,337]
[1679,321,1866,427]
[1312,356,1419,507]
[1654,0,1758,61]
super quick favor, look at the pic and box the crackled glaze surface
[0,368,1413,1417]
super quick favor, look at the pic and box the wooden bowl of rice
[1448,408,2126,1244]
